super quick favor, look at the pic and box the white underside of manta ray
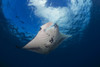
[17,22,71,54]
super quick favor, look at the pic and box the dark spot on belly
[45,45,51,48]
[49,38,53,43]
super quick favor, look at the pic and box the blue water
[0,0,100,67]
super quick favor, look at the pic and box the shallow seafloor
[0,0,100,67]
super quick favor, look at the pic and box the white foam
[28,0,92,35]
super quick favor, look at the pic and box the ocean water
[0,0,100,67]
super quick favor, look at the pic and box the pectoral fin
[60,33,72,39]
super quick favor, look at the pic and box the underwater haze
[0,0,100,67]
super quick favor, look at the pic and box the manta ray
[17,22,71,54]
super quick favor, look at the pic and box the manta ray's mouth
[45,23,58,31]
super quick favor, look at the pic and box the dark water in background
[0,0,100,67]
